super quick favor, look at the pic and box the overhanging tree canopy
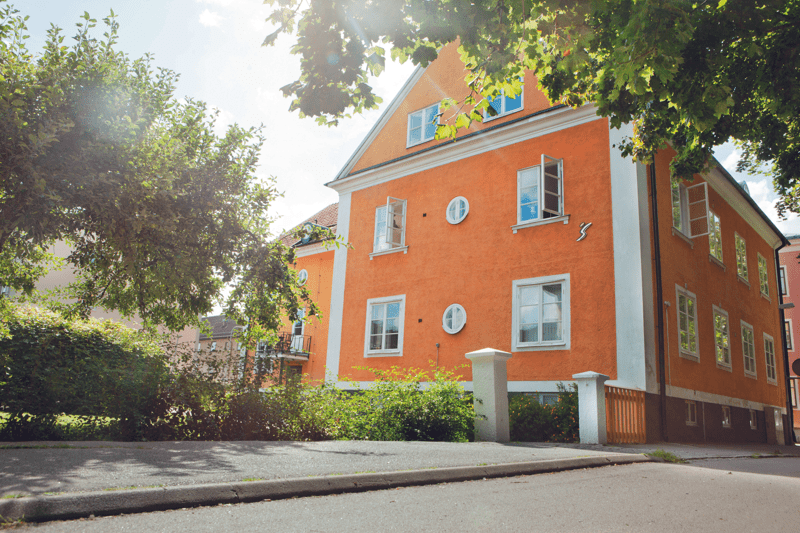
[265,0,799,212]
[0,3,318,339]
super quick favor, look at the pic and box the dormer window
[407,103,439,147]
[485,85,523,121]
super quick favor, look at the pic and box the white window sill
[760,291,771,302]
[709,254,725,271]
[513,342,569,352]
[512,214,569,234]
[685,421,698,427]
[767,378,778,386]
[672,227,694,248]
[716,361,733,372]
[364,351,402,358]
[722,423,732,429]
[737,275,751,288]
[484,107,523,123]
[744,371,758,380]
[406,137,434,149]
[679,350,700,362]
[370,246,408,259]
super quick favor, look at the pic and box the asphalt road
[24,460,800,532]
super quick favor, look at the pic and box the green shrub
[0,305,169,440]
[316,365,475,442]
[508,383,579,443]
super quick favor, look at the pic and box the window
[750,409,758,430]
[722,406,731,428]
[713,306,731,369]
[709,210,723,262]
[291,308,306,352]
[764,333,777,385]
[735,233,748,281]
[685,400,697,426]
[364,295,405,357]
[372,197,407,255]
[512,274,570,351]
[442,303,467,334]
[780,266,788,296]
[671,180,710,238]
[791,379,798,409]
[515,155,564,230]
[210,341,217,351]
[785,320,794,351]
[484,85,523,120]
[446,196,469,224]
[297,269,308,286]
[676,286,698,359]
[758,254,769,297]
[741,321,756,378]
[407,103,439,147]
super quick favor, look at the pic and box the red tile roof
[279,203,339,247]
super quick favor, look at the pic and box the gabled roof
[199,315,242,340]
[279,203,339,247]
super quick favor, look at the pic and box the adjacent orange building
[294,44,790,443]
[778,235,800,441]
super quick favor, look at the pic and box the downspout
[776,248,796,443]
[650,163,669,441]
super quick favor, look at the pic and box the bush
[508,383,579,443]
[315,365,475,442]
[0,305,169,440]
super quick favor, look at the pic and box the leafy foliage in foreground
[0,2,318,342]
[265,0,799,212]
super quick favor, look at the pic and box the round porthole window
[446,196,469,224]
[297,269,308,286]
[442,303,467,334]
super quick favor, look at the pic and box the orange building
[311,43,792,444]
[778,235,800,441]
[278,203,338,383]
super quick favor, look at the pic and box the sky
[19,0,800,237]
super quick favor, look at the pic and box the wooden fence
[605,385,646,443]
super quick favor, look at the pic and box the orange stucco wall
[337,118,618,383]
[651,150,785,408]
[778,239,800,426]
[350,43,554,174]
[292,249,335,382]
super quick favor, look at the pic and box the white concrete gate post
[572,371,610,444]
[466,348,512,443]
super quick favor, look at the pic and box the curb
[0,453,651,523]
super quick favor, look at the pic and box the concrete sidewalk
[1,440,797,523]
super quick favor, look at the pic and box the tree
[0,3,318,339]
[265,0,799,212]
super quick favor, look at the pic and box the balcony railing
[274,332,311,359]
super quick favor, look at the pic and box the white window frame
[735,233,748,282]
[407,103,439,148]
[708,210,723,264]
[371,197,408,258]
[512,155,567,233]
[750,409,758,430]
[780,265,788,296]
[785,319,794,352]
[511,274,570,352]
[741,320,757,378]
[721,406,731,428]
[676,286,699,361]
[713,305,731,371]
[210,341,217,351]
[442,303,467,334]
[483,85,524,121]
[685,400,698,426]
[764,333,777,385]
[758,254,770,298]
[671,181,710,238]
[446,196,469,225]
[297,269,308,286]
[791,379,799,409]
[364,294,406,357]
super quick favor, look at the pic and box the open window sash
[541,155,563,218]
[687,182,710,238]
[385,197,406,247]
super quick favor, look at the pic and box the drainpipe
[776,248,796,443]
[650,163,669,441]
